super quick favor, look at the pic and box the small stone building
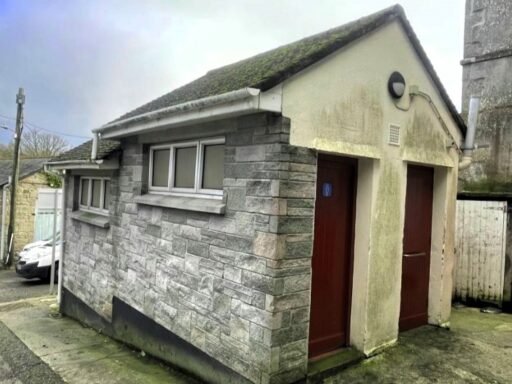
[48,5,467,384]
[0,158,51,257]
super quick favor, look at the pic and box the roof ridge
[105,4,465,134]
[204,4,403,76]
[111,4,404,123]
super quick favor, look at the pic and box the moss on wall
[365,161,403,350]
[460,177,512,193]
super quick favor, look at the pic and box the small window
[174,146,197,189]
[152,148,170,187]
[202,144,224,190]
[79,177,110,214]
[149,137,224,196]
[104,180,111,209]
[80,179,89,206]
[91,179,102,208]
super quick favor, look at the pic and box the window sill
[134,194,226,215]
[70,211,110,228]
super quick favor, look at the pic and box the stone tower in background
[461,0,512,191]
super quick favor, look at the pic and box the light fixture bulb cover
[388,71,406,99]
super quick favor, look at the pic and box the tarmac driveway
[326,306,512,383]
[0,269,49,303]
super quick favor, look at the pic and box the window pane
[91,180,102,208]
[103,180,110,210]
[80,179,89,206]
[174,146,196,189]
[202,144,224,190]
[152,149,170,187]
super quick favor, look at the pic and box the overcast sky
[0,0,466,147]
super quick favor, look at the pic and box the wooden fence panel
[454,200,507,304]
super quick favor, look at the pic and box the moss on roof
[115,5,402,121]
[50,139,120,162]
[0,159,49,186]
[111,4,465,134]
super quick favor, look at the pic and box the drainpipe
[91,132,99,161]
[0,177,11,263]
[459,96,480,170]
[57,171,66,306]
[49,188,59,294]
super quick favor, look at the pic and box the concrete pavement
[0,289,510,383]
[0,319,65,384]
[0,297,200,384]
[325,306,512,383]
[0,269,65,383]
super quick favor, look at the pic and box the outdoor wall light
[388,71,406,99]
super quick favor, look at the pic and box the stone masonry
[461,0,512,307]
[63,113,318,384]
[461,0,512,188]
[0,172,50,255]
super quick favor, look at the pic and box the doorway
[399,165,434,331]
[309,155,357,358]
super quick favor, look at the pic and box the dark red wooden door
[309,155,357,359]
[399,165,434,331]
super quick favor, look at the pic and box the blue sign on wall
[322,182,333,197]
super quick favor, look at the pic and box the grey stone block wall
[62,113,317,384]
[461,0,512,184]
[64,171,119,321]
[463,0,512,60]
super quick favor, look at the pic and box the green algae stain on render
[365,162,404,348]
[313,86,384,147]
[304,85,384,158]
[402,112,450,166]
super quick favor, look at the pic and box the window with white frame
[79,177,110,213]
[149,137,225,196]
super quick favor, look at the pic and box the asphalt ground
[0,269,63,383]
[0,269,50,304]
[0,320,65,384]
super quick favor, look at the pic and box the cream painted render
[282,20,461,354]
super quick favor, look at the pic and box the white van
[15,235,61,281]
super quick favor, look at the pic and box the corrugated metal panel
[454,200,507,304]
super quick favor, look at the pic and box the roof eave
[45,158,120,171]
[95,87,282,140]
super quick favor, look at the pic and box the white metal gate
[454,200,507,304]
[34,188,62,241]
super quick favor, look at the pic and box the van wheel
[42,265,59,283]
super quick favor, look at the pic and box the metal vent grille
[388,124,400,146]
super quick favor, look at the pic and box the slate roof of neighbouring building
[0,158,49,187]
[110,4,466,134]
[50,139,121,162]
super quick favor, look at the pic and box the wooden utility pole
[5,88,25,266]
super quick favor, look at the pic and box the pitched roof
[111,4,465,134]
[0,158,49,187]
[50,139,121,162]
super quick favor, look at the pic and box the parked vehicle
[15,235,61,281]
